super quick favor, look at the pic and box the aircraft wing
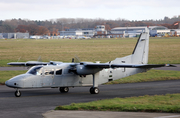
[84,63,175,68]
[83,63,110,68]
[7,61,49,66]
[7,62,27,66]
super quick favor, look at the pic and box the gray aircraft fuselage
[5,63,147,89]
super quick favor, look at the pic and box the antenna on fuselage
[72,58,74,63]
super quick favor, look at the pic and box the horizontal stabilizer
[111,64,176,68]
[83,63,175,69]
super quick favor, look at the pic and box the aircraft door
[42,69,54,87]
[62,69,77,86]
[52,69,63,87]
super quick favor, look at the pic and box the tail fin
[131,28,149,64]
[112,28,149,64]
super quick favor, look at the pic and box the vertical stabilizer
[132,28,149,64]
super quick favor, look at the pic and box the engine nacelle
[76,65,102,75]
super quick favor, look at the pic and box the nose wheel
[15,89,21,97]
[59,87,69,93]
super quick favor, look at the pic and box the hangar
[110,26,168,37]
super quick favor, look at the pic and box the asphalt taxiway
[1,80,180,118]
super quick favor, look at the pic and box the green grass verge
[0,70,27,84]
[106,69,180,84]
[55,93,180,113]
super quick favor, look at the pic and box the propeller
[17,56,21,62]
[69,55,81,74]
[37,56,42,62]
[74,55,81,63]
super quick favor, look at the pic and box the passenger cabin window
[44,69,54,75]
[56,69,62,75]
[27,66,43,75]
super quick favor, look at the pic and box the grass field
[0,37,180,66]
[55,93,180,113]
[0,70,26,84]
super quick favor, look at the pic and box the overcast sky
[0,0,180,21]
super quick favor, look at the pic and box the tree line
[0,16,180,35]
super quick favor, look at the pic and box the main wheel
[15,90,21,97]
[59,87,69,93]
[90,87,94,94]
[89,87,99,94]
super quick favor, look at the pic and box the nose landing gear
[59,87,69,93]
[15,89,21,97]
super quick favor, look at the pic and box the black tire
[59,87,69,93]
[15,90,21,97]
[89,87,99,94]
[89,87,94,94]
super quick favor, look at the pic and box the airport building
[59,28,96,37]
[0,33,29,39]
[110,26,168,37]
[170,29,180,36]
[59,25,169,38]
[59,25,108,38]
[93,25,108,38]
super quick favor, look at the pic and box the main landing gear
[59,87,69,93]
[15,89,21,97]
[89,73,100,94]
[89,87,99,94]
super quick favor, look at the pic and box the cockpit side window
[27,66,43,75]
[56,69,62,75]
[36,68,43,75]
[44,69,54,75]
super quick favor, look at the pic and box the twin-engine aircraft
[5,28,173,97]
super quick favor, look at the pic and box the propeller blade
[37,56,42,62]
[74,55,81,63]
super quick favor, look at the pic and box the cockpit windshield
[27,66,43,75]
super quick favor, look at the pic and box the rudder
[131,28,149,64]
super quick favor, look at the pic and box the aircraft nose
[5,74,26,88]
[5,81,8,86]
[5,80,15,87]
[5,80,16,88]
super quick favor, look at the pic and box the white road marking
[154,115,180,118]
